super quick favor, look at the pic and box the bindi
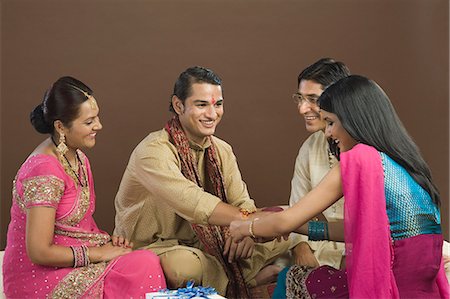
[211,96,216,105]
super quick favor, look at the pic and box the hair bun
[30,103,53,134]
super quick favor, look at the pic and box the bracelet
[249,218,259,239]
[70,246,77,268]
[239,208,255,219]
[70,245,91,268]
[308,221,329,241]
[84,245,91,266]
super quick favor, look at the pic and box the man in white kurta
[289,58,350,269]
[290,130,345,269]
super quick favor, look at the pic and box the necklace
[51,137,86,187]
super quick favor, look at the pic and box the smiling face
[60,99,103,151]
[296,79,326,133]
[321,109,357,152]
[172,83,224,145]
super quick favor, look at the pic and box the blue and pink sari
[283,144,448,298]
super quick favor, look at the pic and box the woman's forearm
[294,220,345,242]
[28,244,76,267]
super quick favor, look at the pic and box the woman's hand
[89,242,132,263]
[230,218,289,244]
[90,235,133,263]
[111,235,133,248]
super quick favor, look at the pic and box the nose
[298,101,312,115]
[94,117,103,131]
[205,105,218,118]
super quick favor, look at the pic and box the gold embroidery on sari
[83,277,105,298]
[54,229,110,247]
[19,175,65,210]
[57,186,91,226]
[57,150,91,226]
[49,262,108,299]
[12,175,24,210]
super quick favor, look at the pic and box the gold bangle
[249,218,259,239]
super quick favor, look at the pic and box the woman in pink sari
[3,76,166,298]
[230,75,449,298]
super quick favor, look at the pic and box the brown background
[1,0,448,250]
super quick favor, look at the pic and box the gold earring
[56,132,68,156]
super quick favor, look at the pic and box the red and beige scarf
[165,116,250,298]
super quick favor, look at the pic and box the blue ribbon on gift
[157,280,218,298]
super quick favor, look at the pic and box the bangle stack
[308,221,329,241]
[70,245,90,268]
[249,218,259,239]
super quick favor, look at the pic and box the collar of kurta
[188,138,212,151]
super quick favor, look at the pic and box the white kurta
[289,130,345,269]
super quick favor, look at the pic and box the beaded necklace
[51,138,87,187]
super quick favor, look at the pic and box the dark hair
[298,58,350,89]
[319,75,440,205]
[30,76,93,134]
[169,66,222,113]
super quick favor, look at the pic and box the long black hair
[319,75,440,205]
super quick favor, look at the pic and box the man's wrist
[239,208,256,220]
[295,241,313,253]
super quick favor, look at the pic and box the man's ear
[172,96,184,115]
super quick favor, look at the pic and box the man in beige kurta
[289,130,345,269]
[288,58,350,270]
[114,66,290,296]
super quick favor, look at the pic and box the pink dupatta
[340,143,399,298]
[340,143,449,298]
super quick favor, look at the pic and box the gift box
[145,290,225,299]
[146,281,226,299]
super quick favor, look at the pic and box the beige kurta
[114,129,290,294]
[289,130,345,269]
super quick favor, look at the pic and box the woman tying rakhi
[2,76,166,298]
[230,75,449,298]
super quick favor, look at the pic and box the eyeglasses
[292,93,319,106]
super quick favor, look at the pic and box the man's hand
[223,235,255,263]
[293,241,319,268]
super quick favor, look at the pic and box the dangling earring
[56,132,68,156]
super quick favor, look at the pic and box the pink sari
[340,144,448,298]
[3,154,166,299]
